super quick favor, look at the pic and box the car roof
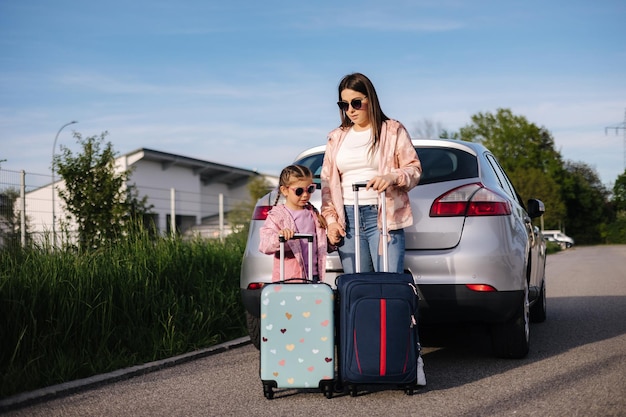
[293,139,485,161]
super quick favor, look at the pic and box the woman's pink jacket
[258,203,327,282]
[321,119,422,231]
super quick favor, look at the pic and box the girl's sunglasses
[289,184,316,196]
[337,97,366,111]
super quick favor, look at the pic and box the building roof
[124,148,266,188]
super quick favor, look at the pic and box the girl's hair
[278,164,312,189]
[273,164,313,205]
[273,164,326,228]
[337,72,389,159]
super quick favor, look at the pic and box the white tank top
[336,127,379,205]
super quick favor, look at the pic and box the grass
[0,230,568,399]
[0,228,247,399]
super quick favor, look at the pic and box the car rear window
[293,152,325,187]
[293,146,478,187]
[416,147,478,185]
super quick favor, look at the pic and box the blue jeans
[337,205,405,273]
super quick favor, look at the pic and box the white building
[23,148,278,243]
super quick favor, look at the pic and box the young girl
[259,165,327,283]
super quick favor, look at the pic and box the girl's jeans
[337,205,405,274]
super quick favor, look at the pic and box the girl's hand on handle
[327,223,345,245]
[366,174,395,192]
[279,229,295,241]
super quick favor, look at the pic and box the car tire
[246,311,261,350]
[491,282,530,359]
[530,280,547,323]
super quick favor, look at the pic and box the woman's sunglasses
[289,184,316,196]
[337,97,366,111]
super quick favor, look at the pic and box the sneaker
[417,355,426,386]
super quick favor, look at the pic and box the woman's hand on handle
[366,174,396,192]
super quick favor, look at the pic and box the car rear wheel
[530,280,547,323]
[491,282,530,358]
[246,311,261,350]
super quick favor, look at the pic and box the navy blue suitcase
[336,184,421,396]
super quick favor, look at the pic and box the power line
[605,108,626,173]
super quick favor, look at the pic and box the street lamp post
[52,120,78,247]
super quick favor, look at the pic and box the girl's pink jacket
[258,203,327,282]
[321,119,422,231]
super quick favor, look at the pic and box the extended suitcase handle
[278,233,314,243]
[351,182,388,273]
[279,233,315,282]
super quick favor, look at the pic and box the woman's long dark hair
[337,72,389,159]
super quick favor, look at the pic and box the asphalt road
[2,245,625,416]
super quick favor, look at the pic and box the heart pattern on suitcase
[260,284,335,387]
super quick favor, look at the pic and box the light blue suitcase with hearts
[259,234,335,399]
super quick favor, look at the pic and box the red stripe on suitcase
[380,299,387,376]
[354,329,362,374]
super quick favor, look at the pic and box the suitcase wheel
[322,381,334,399]
[404,381,421,395]
[334,381,344,393]
[263,383,274,400]
[349,384,358,397]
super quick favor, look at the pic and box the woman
[320,72,422,274]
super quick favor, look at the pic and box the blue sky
[1,0,625,188]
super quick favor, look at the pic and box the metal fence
[0,168,47,248]
[0,167,254,248]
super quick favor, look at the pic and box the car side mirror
[527,199,545,219]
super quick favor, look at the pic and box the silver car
[542,230,574,248]
[240,139,546,358]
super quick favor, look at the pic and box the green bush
[0,228,247,398]
[545,240,563,255]
[601,216,626,244]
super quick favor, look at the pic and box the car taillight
[466,284,497,292]
[430,183,511,217]
[247,283,266,290]
[252,205,273,220]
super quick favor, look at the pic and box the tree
[439,129,460,140]
[509,167,566,228]
[560,161,610,244]
[227,175,273,237]
[54,132,151,250]
[412,118,446,139]
[459,108,563,174]
[0,188,22,251]
[458,108,566,228]
[612,170,626,213]
[602,170,626,243]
